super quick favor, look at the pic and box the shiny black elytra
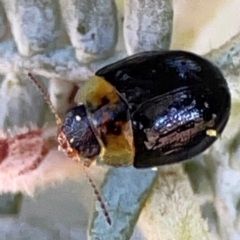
[62,51,231,168]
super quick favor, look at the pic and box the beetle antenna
[28,73,62,125]
[82,165,111,225]
[28,73,111,225]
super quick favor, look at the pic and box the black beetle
[59,51,231,168]
[28,50,231,225]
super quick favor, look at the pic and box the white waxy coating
[0,73,45,128]
[59,0,116,62]
[124,0,173,54]
[3,0,59,56]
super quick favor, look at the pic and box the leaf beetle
[56,50,231,168]
[28,50,231,225]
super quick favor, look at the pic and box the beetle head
[28,73,111,225]
[60,105,101,159]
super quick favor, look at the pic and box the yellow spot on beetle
[206,129,217,137]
